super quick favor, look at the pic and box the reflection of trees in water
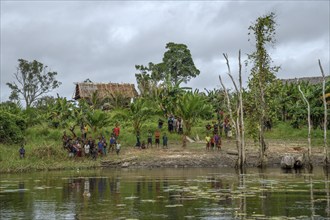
[18,181,25,202]
[258,168,267,216]
[6,168,330,219]
[310,174,315,220]
[238,169,246,219]
[98,178,106,199]
[324,168,330,217]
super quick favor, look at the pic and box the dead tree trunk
[319,59,328,166]
[298,82,313,170]
[238,50,245,168]
[223,54,241,168]
[218,75,237,143]
[222,52,245,169]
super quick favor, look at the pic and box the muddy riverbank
[101,139,326,169]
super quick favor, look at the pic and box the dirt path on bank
[101,139,326,168]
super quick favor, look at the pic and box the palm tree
[129,98,155,133]
[175,90,212,147]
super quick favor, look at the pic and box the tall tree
[247,12,280,167]
[7,59,61,108]
[135,42,200,93]
[161,42,200,84]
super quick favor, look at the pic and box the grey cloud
[1,1,329,103]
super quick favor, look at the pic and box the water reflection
[1,168,330,219]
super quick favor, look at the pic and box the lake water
[1,167,330,219]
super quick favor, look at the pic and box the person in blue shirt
[19,145,25,159]
[109,134,116,153]
[98,139,104,156]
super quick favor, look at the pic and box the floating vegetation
[141,199,156,203]
[125,196,139,200]
[33,186,45,190]
[0,189,29,193]
[165,204,183,208]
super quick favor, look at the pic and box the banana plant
[175,90,212,147]
[86,109,111,133]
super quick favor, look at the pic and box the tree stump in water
[281,154,304,169]
[281,155,295,169]
[294,155,304,169]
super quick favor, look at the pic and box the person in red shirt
[113,123,120,139]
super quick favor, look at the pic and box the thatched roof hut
[73,82,138,100]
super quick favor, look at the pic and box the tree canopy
[135,42,200,97]
[7,59,61,108]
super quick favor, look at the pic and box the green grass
[265,121,329,146]
[0,120,328,173]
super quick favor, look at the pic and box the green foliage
[48,96,75,128]
[135,42,199,96]
[204,88,227,115]
[161,42,200,84]
[86,110,111,132]
[6,59,61,108]
[175,90,213,135]
[245,12,279,149]
[156,76,191,116]
[0,101,23,114]
[269,80,330,129]
[22,107,44,126]
[0,110,27,144]
[130,98,156,132]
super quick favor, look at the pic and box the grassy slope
[0,120,328,173]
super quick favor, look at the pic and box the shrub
[0,110,27,144]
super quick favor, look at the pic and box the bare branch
[223,53,239,93]
[319,59,328,165]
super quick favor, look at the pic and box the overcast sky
[1,1,329,103]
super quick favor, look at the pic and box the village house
[73,82,138,109]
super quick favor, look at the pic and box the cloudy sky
[1,1,329,103]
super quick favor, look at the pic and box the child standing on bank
[205,134,211,151]
[116,140,121,155]
[147,130,152,148]
[162,133,168,148]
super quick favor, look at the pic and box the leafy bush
[0,110,27,144]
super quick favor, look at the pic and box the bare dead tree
[319,59,328,166]
[238,50,245,168]
[222,52,246,169]
[218,75,236,144]
[223,53,241,168]
[298,81,313,170]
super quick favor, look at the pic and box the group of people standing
[204,112,232,151]
[135,129,168,149]
[166,116,183,134]
[62,124,122,160]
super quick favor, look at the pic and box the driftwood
[186,136,195,143]
[227,150,239,156]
